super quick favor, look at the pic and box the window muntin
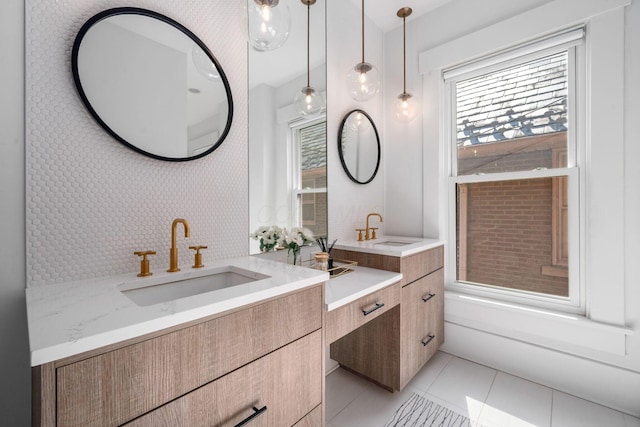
[448,42,582,309]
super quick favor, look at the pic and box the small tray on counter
[302,257,357,278]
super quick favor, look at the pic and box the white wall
[383,0,640,416]
[24,0,247,287]
[0,1,30,424]
[327,0,385,242]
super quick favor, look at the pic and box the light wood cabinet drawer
[56,286,322,427]
[293,404,323,426]
[125,330,323,427]
[325,281,400,344]
[400,246,444,286]
[400,268,444,389]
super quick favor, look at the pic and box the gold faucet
[365,213,383,240]
[168,218,190,272]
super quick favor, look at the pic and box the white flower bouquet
[250,225,283,252]
[279,227,314,265]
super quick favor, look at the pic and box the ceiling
[352,0,453,33]
[249,0,453,89]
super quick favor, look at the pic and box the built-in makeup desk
[327,238,444,392]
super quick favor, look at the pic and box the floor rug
[384,392,482,427]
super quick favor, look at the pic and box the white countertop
[325,266,403,311]
[333,236,444,257]
[26,256,328,367]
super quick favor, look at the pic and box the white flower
[250,225,283,251]
[279,227,314,252]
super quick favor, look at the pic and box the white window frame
[418,0,632,356]
[444,35,586,313]
[288,115,327,229]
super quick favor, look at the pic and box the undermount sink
[120,266,270,307]
[373,240,414,246]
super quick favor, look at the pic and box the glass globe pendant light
[248,0,291,51]
[394,7,418,122]
[347,0,380,101]
[294,0,325,117]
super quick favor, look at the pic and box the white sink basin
[120,266,270,307]
[333,236,443,257]
[373,240,414,246]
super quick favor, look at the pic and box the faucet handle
[370,228,378,239]
[134,251,156,277]
[189,246,208,269]
[355,229,365,242]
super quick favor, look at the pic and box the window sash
[289,115,326,230]
[444,31,585,312]
[447,167,582,311]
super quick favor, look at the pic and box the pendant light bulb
[248,0,291,51]
[347,0,380,101]
[395,92,418,123]
[294,0,324,117]
[395,7,417,122]
[294,86,325,117]
[347,62,380,102]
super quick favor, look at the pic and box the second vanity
[27,237,443,426]
[328,237,444,392]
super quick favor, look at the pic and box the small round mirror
[338,109,380,184]
[72,8,233,161]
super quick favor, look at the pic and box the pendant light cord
[361,0,365,64]
[403,14,406,94]
[306,2,310,87]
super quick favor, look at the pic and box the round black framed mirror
[72,7,233,162]
[337,109,380,184]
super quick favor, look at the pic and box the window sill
[445,291,632,357]
[541,265,568,278]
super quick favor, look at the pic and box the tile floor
[325,351,640,427]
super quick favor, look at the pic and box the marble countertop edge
[325,267,403,311]
[27,257,329,366]
[333,236,444,257]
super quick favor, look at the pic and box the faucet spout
[168,218,190,272]
[365,213,383,240]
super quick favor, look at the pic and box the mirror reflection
[248,0,327,254]
[338,109,381,184]
[72,8,233,161]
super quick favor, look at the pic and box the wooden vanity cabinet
[330,245,444,391]
[32,285,324,427]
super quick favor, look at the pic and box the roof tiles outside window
[456,51,568,147]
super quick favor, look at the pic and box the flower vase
[288,249,301,266]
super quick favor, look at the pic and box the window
[446,30,584,310]
[291,118,327,238]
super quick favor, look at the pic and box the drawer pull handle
[422,293,436,302]
[362,302,385,316]
[421,334,435,347]
[234,405,267,427]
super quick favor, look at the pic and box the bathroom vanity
[329,237,444,391]
[27,239,443,425]
[28,257,328,427]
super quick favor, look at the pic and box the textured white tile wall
[25,0,248,286]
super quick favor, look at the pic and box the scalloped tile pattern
[26,0,248,286]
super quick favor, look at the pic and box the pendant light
[347,0,380,101]
[248,0,291,51]
[294,0,325,117]
[394,7,418,123]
